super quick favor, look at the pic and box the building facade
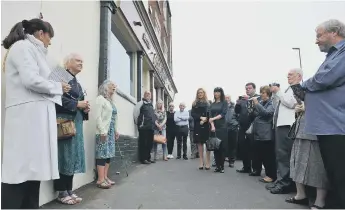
[1,0,176,205]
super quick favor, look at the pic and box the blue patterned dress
[56,75,87,176]
[95,103,117,159]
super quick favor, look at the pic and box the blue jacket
[302,39,345,135]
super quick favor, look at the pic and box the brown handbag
[57,119,76,140]
[153,134,167,144]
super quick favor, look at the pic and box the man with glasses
[174,102,189,160]
[302,19,345,208]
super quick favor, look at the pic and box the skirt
[290,138,329,189]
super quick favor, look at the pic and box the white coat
[2,35,63,184]
[95,95,118,135]
[272,86,297,127]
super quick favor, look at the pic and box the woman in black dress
[191,88,211,170]
[209,87,228,173]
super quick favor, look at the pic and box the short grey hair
[63,53,80,68]
[179,102,186,106]
[98,80,114,101]
[290,68,303,77]
[317,19,345,38]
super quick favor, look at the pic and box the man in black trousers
[225,95,239,168]
[134,91,156,164]
[235,82,259,174]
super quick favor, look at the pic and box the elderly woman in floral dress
[95,80,120,189]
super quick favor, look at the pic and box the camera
[269,83,280,87]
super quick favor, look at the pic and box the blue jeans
[153,129,167,159]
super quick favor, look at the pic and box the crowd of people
[1,16,344,210]
[133,19,345,209]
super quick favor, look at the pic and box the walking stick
[116,140,129,177]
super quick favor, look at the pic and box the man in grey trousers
[266,68,302,194]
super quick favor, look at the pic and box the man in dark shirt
[133,91,155,164]
[235,82,260,174]
[225,95,239,168]
[189,110,198,159]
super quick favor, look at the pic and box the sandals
[70,194,82,203]
[311,204,324,209]
[57,196,77,205]
[105,178,115,185]
[96,180,111,189]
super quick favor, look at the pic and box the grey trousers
[275,125,293,187]
[190,130,198,157]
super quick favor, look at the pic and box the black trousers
[1,181,40,209]
[176,125,188,157]
[138,129,154,162]
[275,126,293,187]
[227,129,238,162]
[252,140,277,179]
[318,135,345,209]
[166,130,176,155]
[214,141,225,168]
[54,173,74,191]
[238,126,252,170]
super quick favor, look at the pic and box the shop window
[109,33,135,97]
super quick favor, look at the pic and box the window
[108,33,135,97]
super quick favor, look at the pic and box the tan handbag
[153,134,167,144]
[57,119,76,140]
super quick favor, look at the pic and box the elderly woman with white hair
[95,80,119,189]
[153,99,168,161]
[54,53,90,205]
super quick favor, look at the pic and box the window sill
[116,88,137,105]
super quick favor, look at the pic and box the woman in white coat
[1,19,70,209]
[95,80,120,189]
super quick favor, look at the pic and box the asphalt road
[43,140,307,209]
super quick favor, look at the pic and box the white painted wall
[1,1,100,205]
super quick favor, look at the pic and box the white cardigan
[272,87,297,127]
[95,95,118,135]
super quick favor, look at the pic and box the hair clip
[39,12,43,19]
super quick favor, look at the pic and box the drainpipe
[98,1,117,86]
[136,51,143,102]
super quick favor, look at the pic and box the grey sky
[170,1,345,108]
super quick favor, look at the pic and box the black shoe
[214,167,221,172]
[196,154,200,158]
[149,160,156,163]
[249,171,261,176]
[285,197,309,206]
[236,168,251,173]
[141,160,151,164]
[265,181,277,190]
[270,185,291,194]
[220,167,225,173]
[176,156,181,159]
[183,156,188,160]
[229,161,235,168]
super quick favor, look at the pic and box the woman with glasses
[191,88,211,169]
[54,53,89,205]
[209,87,228,173]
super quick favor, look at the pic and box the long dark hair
[213,87,225,102]
[2,18,54,49]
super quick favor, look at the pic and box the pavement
[43,139,307,209]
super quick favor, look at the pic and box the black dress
[191,101,210,144]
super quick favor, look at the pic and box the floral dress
[95,103,117,159]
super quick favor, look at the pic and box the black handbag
[287,114,301,140]
[206,132,221,151]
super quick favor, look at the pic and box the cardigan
[95,95,118,135]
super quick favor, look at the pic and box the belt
[177,125,188,127]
